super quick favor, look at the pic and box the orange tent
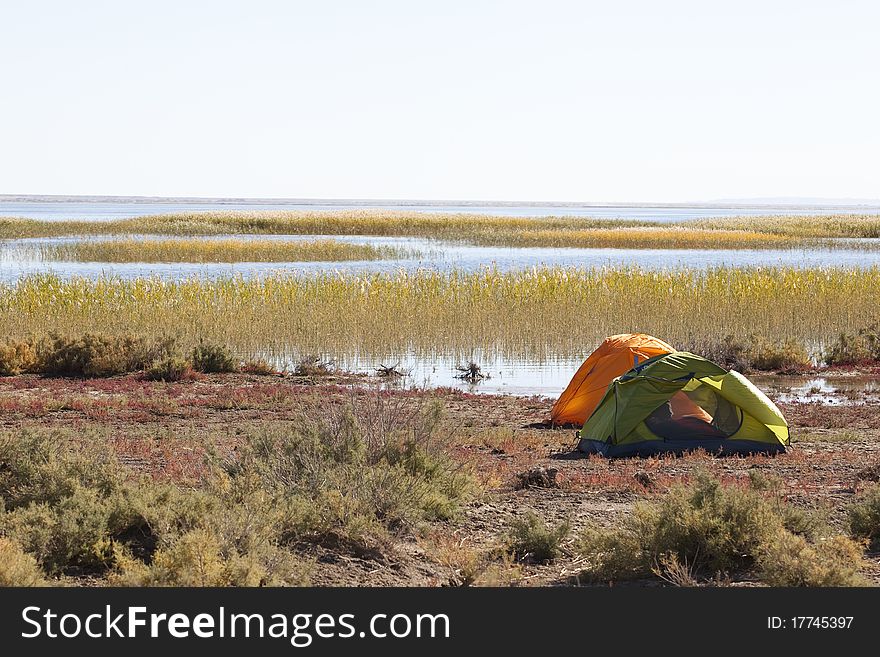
[551,333,675,426]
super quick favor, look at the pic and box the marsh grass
[0,266,876,362]
[38,237,416,263]
[694,214,880,238]
[3,211,879,248]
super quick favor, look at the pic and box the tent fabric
[550,333,675,426]
[576,351,789,457]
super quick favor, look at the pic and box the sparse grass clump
[849,485,880,549]
[40,238,416,263]
[577,472,867,586]
[505,511,570,563]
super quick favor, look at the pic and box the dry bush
[0,537,46,586]
[145,356,196,382]
[849,484,880,549]
[577,471,866,585]
[505,511,570,563]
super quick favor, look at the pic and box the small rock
[514,466,559,489]
[633,470,656,490]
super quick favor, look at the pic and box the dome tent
[551,333,675,426]
[576,351,789,457]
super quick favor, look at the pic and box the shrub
[241,358,277,376]
[505,511,570,563]
[0,538,46,586]
[145,356,195,382]
[748,338,812,372]
[191,341,238,373]
[0,393,473,584]
[757,530,866,586]
[824,326,880,366]
[684,335,751,372]
[576,472,859,585]
[34,333,176,377]
[0,339,37,376]
[849,484,880,549]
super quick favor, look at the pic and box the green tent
[576,351,789,456]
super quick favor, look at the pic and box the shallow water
[3,200,879,222]
[1,234,879,283]
[752,375,880,406]
[292,351,880,402]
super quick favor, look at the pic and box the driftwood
[376,363,406,377]
[454,361,489,382]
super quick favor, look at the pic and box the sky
[1,1,878,202]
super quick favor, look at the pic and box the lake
[2,199,880,221]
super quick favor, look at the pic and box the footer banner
[0,587,873,654]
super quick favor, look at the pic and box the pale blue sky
[1,1,878,202]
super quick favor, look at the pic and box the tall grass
[0,267,876,361]
[694,214,880,238]
[38,238,416,263]
[4,211,878,248]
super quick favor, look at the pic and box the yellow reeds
[37,238,415,263]
[0,267,876,361]
[1,211,877,248]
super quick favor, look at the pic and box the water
[2,199,880,222]
[1,234,879,283]
[326,354,880,401]
[752,375,880,406]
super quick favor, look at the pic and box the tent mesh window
[644,381,742,441]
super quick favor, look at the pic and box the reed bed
[693,214,880,238]
[2,211,876,250]
[36,238,416,263]
[0,267,876,362]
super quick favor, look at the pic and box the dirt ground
[2,369,879,586]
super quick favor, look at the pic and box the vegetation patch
[1,268,878,363]
[505,511,570,563]
[576,472,867,586]
[38,237,417,263]
[0,393,476,585]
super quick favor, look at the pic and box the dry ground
[2,370,879,586]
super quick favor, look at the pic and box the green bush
[34,333,176,377]
[824,326,880,366]
[849,485,880,549]
[145,356,194,382]
[576,472,864,585]
[505,512,570,563]
[191,341,238,373]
